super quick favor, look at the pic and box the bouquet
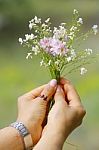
[19,9,98,109]
[18,10,98,147]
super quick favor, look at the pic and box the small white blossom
[53,26,67,40]
[68,32,75,40]
[73,9,78,15]
[70,26,77,31]
[80,67,87,75]
[25,34,35,41]
[29,19,34,23]
[77,18,83,24]
[34,16,41,24]
[42,23,48,28]
[92,25,98,35]
[29,23,33,30]
[61,23,66,26]
[45,18,50,23]
[32,45,40,55]
[26,53,32,59]
[40,60,44,66]
[18,38,23,45]
[85,48,93,55]
[67,57,72,62]
[29,19,36,30]
[29,16,41,30]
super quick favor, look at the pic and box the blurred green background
[0,0,99,149]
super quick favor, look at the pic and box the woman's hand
[17,79,57,144]
[45,78,86,139]
[34,78,86,150]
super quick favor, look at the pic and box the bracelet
[10,122,33,150]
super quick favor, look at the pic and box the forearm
[34,132,65,150]
[0,127,24,150]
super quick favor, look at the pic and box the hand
[17,79,57,145]
[41,78,86,148]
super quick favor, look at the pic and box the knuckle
[77,106,86,117]
[73,106,86,118]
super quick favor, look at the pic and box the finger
[60,78,81,106]
[36,79,57,102]
[60,77,70,85]
[23,84,47,100]
[54,85,67,105]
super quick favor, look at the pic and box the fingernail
[49,79,57,87]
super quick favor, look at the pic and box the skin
[0,80,57,150]
[34,78,86,150]
[0,78,86,150]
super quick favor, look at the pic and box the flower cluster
[19,9,98,81]
[40,37,68,56]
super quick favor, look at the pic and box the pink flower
[40,38,49,48]
[40,37,68,56]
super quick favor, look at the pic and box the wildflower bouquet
[19,9,98,82]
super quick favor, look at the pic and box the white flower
[45,18,50,23]
[70,26,77,31]
[68,32,75,40]
[26,53,32,59]
[53,26,67,40]
[29,16,41,30]
[85,48,93,55]
[25,34,30,41]
[29,23,33,30]
[29,19,34,23]
[29,19,37,30]
[34,16,41,24]
[25,34,35,41]
[80,67,87,75]
[61,23,66,26]
[18,38,23,45]
[32,45,40,55]
[67,57,72,62]
[92,25,98,29]
[73,9,78,15]
[92,25,98,35]
[30,34,35,39]
[77,18,83,24]
[42,23,48,28]
[40,60,44,66]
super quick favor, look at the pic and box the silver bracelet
[10,122,33,150]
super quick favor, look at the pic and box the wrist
[17,118,41,145]
[44,124,69,142]
[34,132,64,150]
[39,129,66,150]
[10,122,33,149]
[5,126,24,150]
